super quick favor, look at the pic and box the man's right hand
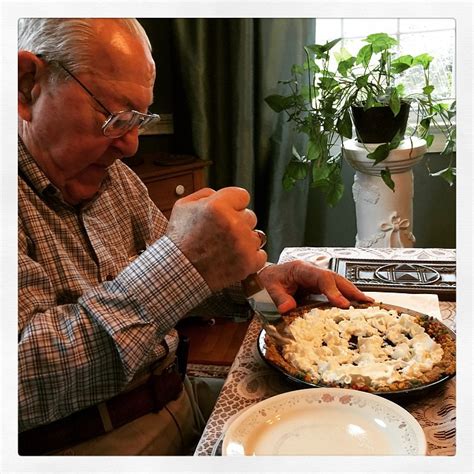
[165,187,267,291]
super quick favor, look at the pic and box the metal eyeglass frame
[36,54,160,138]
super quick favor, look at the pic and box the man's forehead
[88,21,155,79]
[108,28,140,56]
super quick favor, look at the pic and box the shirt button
[106,275,114,281]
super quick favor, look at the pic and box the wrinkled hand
[259,261,374,313]
[166,187,267,291]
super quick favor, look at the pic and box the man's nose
[111,127,140,157]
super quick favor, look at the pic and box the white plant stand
[343,137,427,248]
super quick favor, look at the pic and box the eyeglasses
[37,55,160,138]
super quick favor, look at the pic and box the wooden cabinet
[176,317,250,366]
[127,153,211,218]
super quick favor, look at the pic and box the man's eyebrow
[115,93,154,111]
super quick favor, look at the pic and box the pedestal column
[343,137,427,248]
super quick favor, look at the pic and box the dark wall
[137,19,194,156]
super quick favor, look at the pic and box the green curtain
[171,19,315,262]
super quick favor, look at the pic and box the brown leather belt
[19,358,183,455]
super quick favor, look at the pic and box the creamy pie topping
[282,306,444,388]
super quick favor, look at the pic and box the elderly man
[18,18,372,455]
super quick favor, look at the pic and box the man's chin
[61,167,110,205]
[63,183,102,206]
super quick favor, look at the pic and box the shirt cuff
[100,235,212,330]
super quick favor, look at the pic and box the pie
[264,302,456,393]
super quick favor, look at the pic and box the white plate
[222,388,426,456]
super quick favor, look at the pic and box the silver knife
[242,273,294,345]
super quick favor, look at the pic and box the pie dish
[259,302,456,397]
[222,387,427,455]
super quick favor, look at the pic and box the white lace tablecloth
[194,247,456,456]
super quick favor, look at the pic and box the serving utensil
[242,273,294,346]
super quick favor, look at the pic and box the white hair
[18,18,152,81]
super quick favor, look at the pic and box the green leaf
[430,166,456,186]
[389,88,401,116]
[449,125,456,141]
[391,62,412,74]
[300,85,317,101]
[447,108,456,120]
[395,84,405,97]
[420,116,432,130]
[334,47,352,62]
[381,169,395,191]
[323,37,343,52]
[364,92,376,110]
[393,54,414,65]
[447,101,456,119]
[326,183,344,206]
[367,143,390,164]
[323,116,336,130]
[356,44,373,67]
[389,130,404,150]
[423,85,435,95]
[311,162,331,185]
[312,162,344,206]
[432,102,450,114]
[441,138,456,156]
[307,133,328,161]
[264,94,295,113]
[355,74,369,88]
[303,60,321,73]
[425,134,434,147]
[365,33,398,52]
[282,172,296,190]
[319,77,339,90]
[413,53,433,70]
[391,55,414,73]
[305,38,342,58]
[286,160,308,180]
[325,166,345,207]
[307,139,319,161]
[337,56,356,77]
[336,110,353,139]
[291,64,305,75]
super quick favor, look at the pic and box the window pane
[315,19,342,44]
[398,30,455,99]
[343,18,397,38]
[399,30,454,57]
[400,18,455,32]
[341,37,368,56]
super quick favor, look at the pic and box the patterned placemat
[330,257,456,300]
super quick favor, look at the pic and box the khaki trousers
[55,376,223,456]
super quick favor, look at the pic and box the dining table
[193,247,456,456]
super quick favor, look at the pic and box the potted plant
[265,32,456,206]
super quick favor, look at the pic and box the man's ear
[18,51,45,122]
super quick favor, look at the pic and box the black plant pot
[351,102,410,144]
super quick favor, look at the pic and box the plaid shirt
[18,139,248,432]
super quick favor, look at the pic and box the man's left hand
[258,261,374,314]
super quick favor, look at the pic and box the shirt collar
[18,136,112,206]
[18,137,58,198]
